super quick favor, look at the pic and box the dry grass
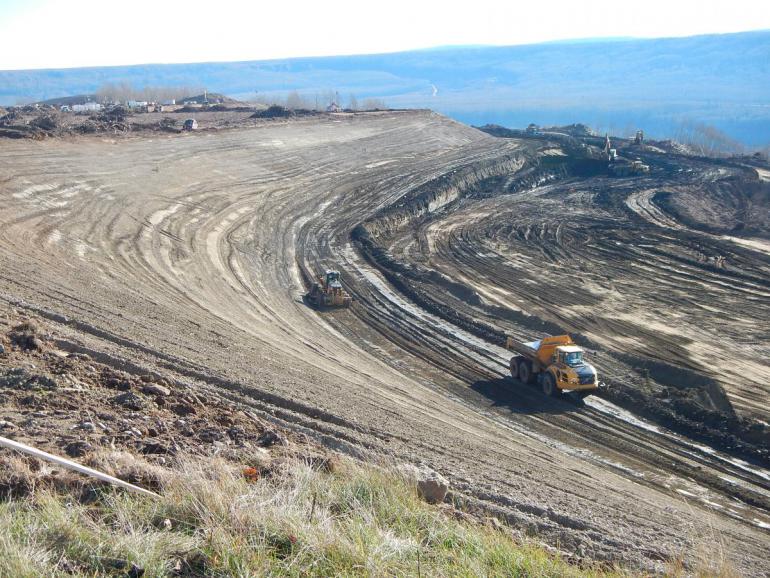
[0,450,625,577]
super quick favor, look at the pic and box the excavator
[306,270,352,309]
[506,335,598,398]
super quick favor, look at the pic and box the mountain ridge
[2,30,769,145]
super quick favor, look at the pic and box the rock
[64,441,94,457]
[199,428,225,443]
[142,384,171,397]
[171,403,196,416]
[8,321,44,351]
[104,377,132,391]
[0,368,27,388]
[27,373,58,390]
[0,370,58,390]
[141,441,175,455]
[0,343,5,355]
[227,425,246,442]
[74,421,97,433]
[306,455,340,473]
[408,467,449,504]
[67,352,90,361]
[113,392,145,411]
[257,429,287,447]
[0,420,17,430]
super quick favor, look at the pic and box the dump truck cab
[506,335,598,398]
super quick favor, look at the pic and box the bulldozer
[306,270,352,309]
[506,335,598,398]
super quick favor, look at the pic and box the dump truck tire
[518,361,533,385]
[542,372,558,397]
[509,356,521,379]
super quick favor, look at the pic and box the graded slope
[0,111,768,574]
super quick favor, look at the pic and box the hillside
[1,111,769,574]
[1,31,769,145]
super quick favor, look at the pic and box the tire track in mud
[331,137,770,570]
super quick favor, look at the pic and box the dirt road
[1,111,768,574]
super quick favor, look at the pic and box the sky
[0,0,769,70]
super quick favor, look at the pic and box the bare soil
[0,111,768,575]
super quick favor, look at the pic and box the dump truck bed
[506,337,540,359]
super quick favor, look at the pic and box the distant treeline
[673,120,747,157]
[92,83,387,111]
[95,83,205,103]
[274,90,387,111]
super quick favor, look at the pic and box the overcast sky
[1,0,768,70]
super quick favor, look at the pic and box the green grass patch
[0,452,625,577]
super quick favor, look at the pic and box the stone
[257,429,287,447]
[67,352,90,361]
[142,384,171,397]
[171,403,196,416]
[104,377,132,391]
[64,441,94,457]
[141,441,175,455]
[199,428,225,443]
[113,392,145,411]
[403,465,450,504]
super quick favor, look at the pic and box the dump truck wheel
[518,361,532,385]
[542,372,558,397]
[509,357,520,379]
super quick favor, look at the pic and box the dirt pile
[0,312,319,466]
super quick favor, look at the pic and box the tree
[348,94,358,111]
[362,98,388,111]
[286,90,306,110]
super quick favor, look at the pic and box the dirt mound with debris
[0,313,305,466]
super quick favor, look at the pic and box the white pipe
[0,435,160,499]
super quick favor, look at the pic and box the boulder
[402,464,450,504]
[417,472,449,504]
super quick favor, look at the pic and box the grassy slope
[0,451,622,577]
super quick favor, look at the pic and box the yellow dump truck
[506,335,598,398]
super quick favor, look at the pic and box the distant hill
[2,30,769,146]
[38,94,98,106]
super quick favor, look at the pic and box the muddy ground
[0,111,769,575]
